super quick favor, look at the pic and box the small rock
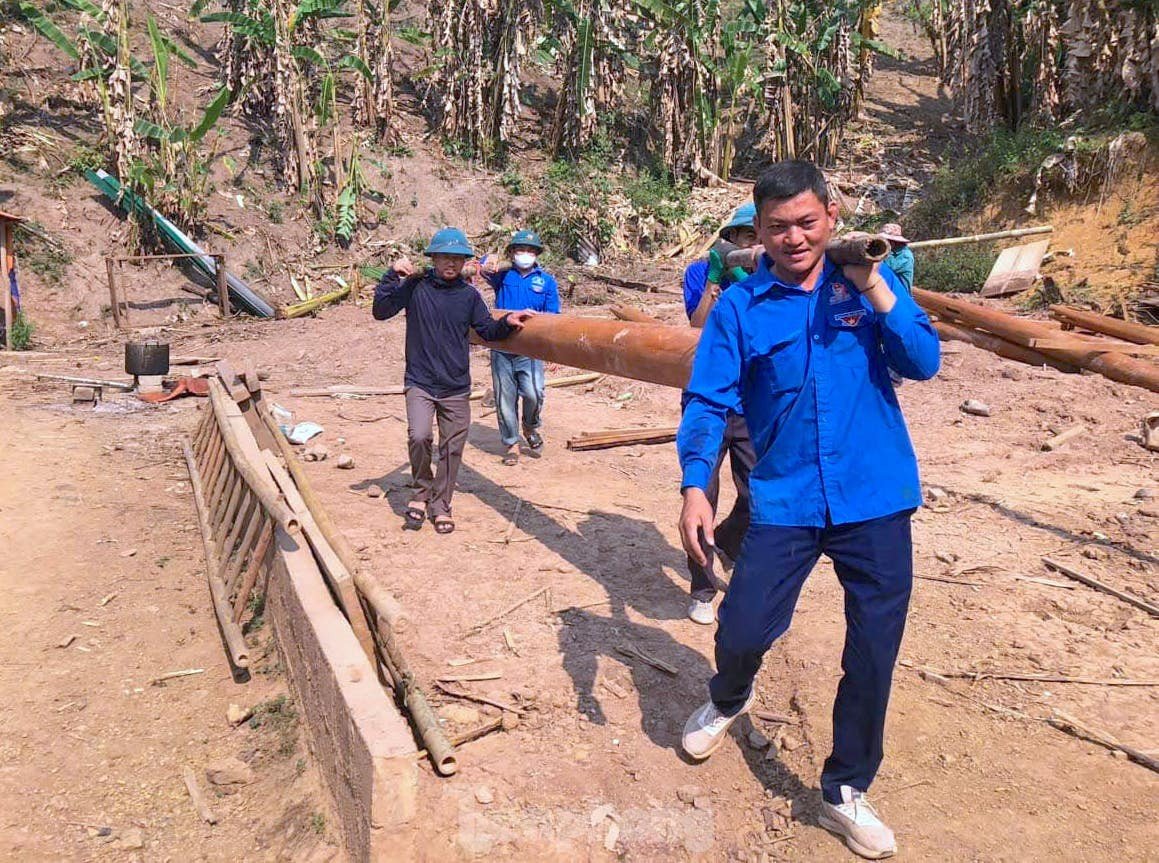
[960,399,991,417]
[336,454,355,470]
[935,550,958,565]
[120,548,138,558]
[1134,488,1155,500]
[778,735,802,752]
[1000,367,1022,380]
[205,756,255,787]
[692,796,712,811]
[118,828,145,850]
[604,821,620,852]
[939,753,956,767]
[1137,507,1158,519]
[336,437,346,445]
[746,729,770,750]
[303,446,329,462]
[441,704,480,725]
[367,485,383,498]
[227,704,252,726]
[474,786,494,805]
[589,803,616,827]
[676,785,701,804]
[500,712,520,731]
[926,486,949,503]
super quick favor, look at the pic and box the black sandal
[524,429,543,450]
[433,516,455,535]
[502,449,519,466]
[404,502,426,530]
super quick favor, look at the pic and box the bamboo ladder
[184,378,300,669]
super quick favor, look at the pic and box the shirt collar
[511,264,542,278]
[749,254,839,298]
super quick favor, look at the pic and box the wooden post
[105,257,124,329]
[215,254,229,318]
[1,222,12,349]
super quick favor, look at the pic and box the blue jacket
[885,247,915,293]
[373,269,514,398]
[681,259,743,321]
[678,257,940,527]
[484,264,560,314]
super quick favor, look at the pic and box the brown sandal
[433,516,455,535]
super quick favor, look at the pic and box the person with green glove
[678,203,759,625]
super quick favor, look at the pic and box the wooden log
[567,427,679,451]
[472,314,699,390]
[277,283,351,319]
[206,379,300,534]
[1049,305,1159,346]
[35,373,134,390]
[932,321,1077,372]
[610,304,662,324]
[545,372,603,388]
[1041,557,1159,617]
[1041,424,1087,452]
[916,289,1159,393]
[908,225,1053,250]
[182,440,250,669]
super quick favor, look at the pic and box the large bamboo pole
[1049,305,1159,346]
[908,226,1053,249]
[915,288,1159,393]
[472,315,699,389]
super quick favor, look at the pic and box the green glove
[729,266,749,283]
[706,249,725,285]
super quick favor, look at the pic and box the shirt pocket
[749,331,807,399]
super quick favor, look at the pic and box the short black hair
[753,160,829,211]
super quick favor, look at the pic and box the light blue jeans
[490,350,545,447]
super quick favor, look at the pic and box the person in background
[881,223,914,293]
[373,227,533,534]
[677,161,940,859]
[480,229,561,466]
[679,203,760,626]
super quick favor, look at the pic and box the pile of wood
[915,289,1159,394]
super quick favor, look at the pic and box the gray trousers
[405,386,470,519]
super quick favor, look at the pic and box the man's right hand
[393,257,415,276]
[679,487,715,567]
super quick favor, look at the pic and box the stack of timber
[914,289,1159,394]
[566,426,679,451]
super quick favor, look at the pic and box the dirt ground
[2,2,1157,861]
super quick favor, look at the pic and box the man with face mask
[680,203,761,626]
[677,162,940,859]
[480,230,561,466]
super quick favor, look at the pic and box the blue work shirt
[885,247,915,293]
[484,264,561,314]
[678,256,941,527]
[682,259,744,320]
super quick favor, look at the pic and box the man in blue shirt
[481,230,561,465]
[680,203,760,626]
[677,161,940,860]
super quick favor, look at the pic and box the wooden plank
[980,240,1050,298]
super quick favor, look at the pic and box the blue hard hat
[721,202,757,235]
[424,227,474,257]
[507,228,543,251]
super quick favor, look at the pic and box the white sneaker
[688,599,715,625]
[818,786,897,859]
[681,691,755,760]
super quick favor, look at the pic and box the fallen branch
[900,661,1157,687]
[1041,557,1159,617]
[416,718,504,760]
[503,499,524,545]
[617,643,677,676]
[277,284,350,319]
[1040,424,1087,452]
[433,681,526,716]
[436,671,503,683]
[1013,575,1075,590]
[1047,710,1159,773]
[915,574,986,587]
[182,766,219,824]
[545,372,603,388]
[336,410,400,423]
[586,271,680,296]
[151,668,206,685]
[465,587,549,634]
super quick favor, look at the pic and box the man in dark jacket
[373,227,533,534]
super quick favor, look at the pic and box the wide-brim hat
[425,227,474,257]
[880,223,909,244]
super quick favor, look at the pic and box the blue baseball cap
[722,202,757,235]
[507,229,543,251]
[425,227,474,257]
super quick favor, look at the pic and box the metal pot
[125,340,170,376]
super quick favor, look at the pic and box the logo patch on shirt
[829,282,850,303]
[834,309,867,328]
[531,276,545,293]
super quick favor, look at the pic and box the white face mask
[513,252,537,270]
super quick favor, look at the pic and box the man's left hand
[505,310,536,329]
[842,262,896,313]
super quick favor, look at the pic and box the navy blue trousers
[711,509,914,804]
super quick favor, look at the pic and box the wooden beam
[1050,305,1159,346]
